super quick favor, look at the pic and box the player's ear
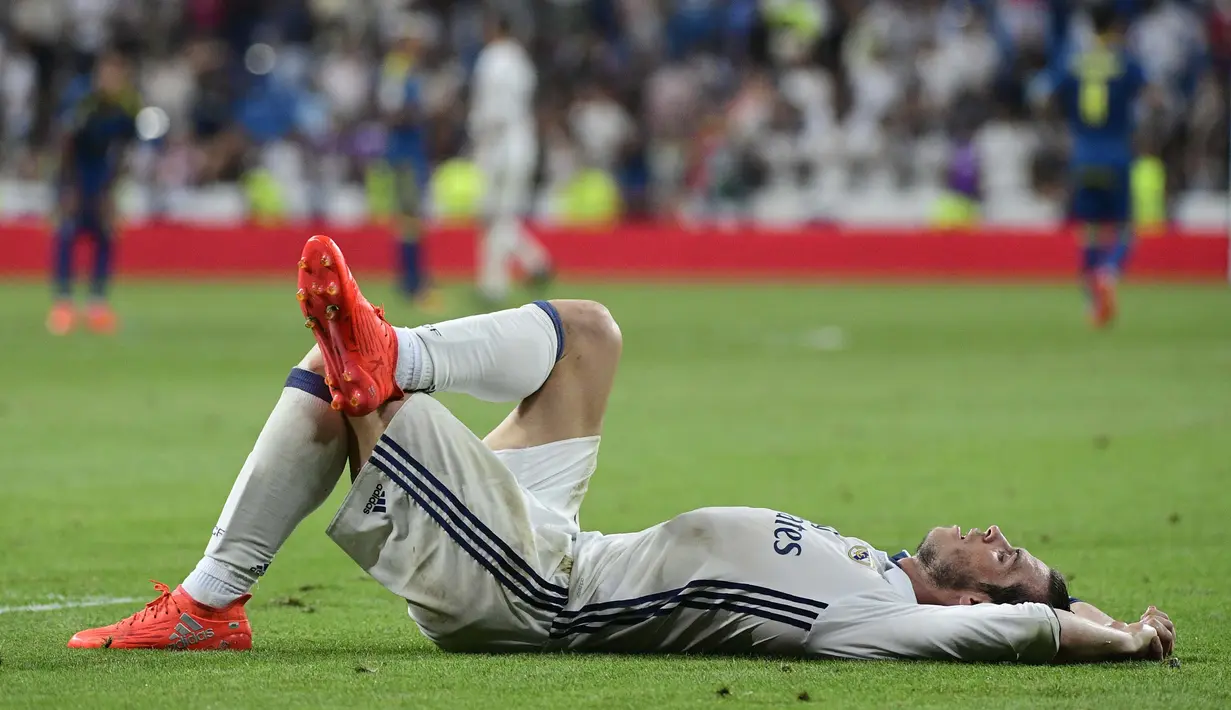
[958,591,991,606]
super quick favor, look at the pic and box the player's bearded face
[915,529,977,591]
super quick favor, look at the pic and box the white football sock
[393,302,562,402]
[183,369,347,608]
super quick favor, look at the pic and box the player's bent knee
[552,300,622,361]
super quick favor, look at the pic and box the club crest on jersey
[847,545,875,569]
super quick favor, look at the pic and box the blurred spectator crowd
[0,0,1228,225]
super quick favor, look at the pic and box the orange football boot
[297,235,402,416]
[67,581,252,650]
[86,302,119,334]
[46,302,75,336]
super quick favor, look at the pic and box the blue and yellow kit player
[1037,1,1154,327]
[48,52,139,336]
[378,24,441,313]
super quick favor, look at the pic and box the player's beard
[916,536,976,591]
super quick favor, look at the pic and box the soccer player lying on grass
[69,236,1176,662]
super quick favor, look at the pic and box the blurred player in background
[47,51,139,336]
[1035,1,1155,328]
[469,15,553,305]
[379,18,442,313]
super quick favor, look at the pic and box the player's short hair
[1088,1,1119,35]
[978,568,1072,611]
[1046,568,1073,611]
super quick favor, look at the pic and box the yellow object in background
[931,192,979,228]
[366,162,397,225]
[431,158,484,223]
[244,169,285,225]
[1132,156,1166,236]
[764,0,824,43]
[561,169,621,226]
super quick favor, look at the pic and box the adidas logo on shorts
[364,483,387,514]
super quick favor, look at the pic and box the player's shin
[394,301,562,402]
[183,368,348,607]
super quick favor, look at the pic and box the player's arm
[806,593,1173,663]
[806,593,1061,662]
[1069,599,1115,625]
[1053,606,1175,663]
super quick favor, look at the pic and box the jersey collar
[884,550,918,603]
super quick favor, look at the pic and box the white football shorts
[326,393,599,651]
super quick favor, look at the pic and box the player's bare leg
[482,299,620,450]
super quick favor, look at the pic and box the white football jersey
[468,38,536,147]
[557,507,1060,662]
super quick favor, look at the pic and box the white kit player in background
[69,237,1176,663]
[468,15,553,303]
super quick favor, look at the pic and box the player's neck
[897,557,964,606]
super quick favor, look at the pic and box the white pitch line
[0,596,141,614]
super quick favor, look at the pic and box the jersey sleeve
[804,592,1060,663]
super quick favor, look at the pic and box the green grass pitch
[1,278,1229,709]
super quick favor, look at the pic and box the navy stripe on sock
[379,435,569,597]
[368,452,564,614]
[533,300,565,362]
[285,368,331,403]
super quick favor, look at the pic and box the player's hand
[1138,606,1175,657]
[1117,620,1163,660]
[1112,605,1176,654]
[1116,607,1173,660]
